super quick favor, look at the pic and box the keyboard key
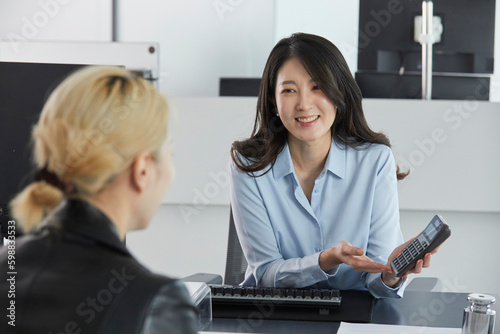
[294,289,304,299]
[303,290,313,299]
[232,287,243,296]
[272,288,283,298]
[243,287,254,297]
[214,286,224,296]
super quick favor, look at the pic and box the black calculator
[391,215,451,277]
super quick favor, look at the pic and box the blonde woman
[0,67,197,333]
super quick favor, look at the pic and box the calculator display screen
[423,217,441,241]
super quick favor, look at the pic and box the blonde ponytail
[9,66,169,232]
[10,182,63,232]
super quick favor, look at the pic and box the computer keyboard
[208,285,378,322]
[210,285,341,308]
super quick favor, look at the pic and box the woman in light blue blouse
[229,33,434,299]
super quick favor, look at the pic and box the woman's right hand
[318,241,388,273]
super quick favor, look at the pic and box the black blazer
[0,200,198,334]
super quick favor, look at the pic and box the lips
[296,115,319,123]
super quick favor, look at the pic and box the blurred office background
[1,0,499,294]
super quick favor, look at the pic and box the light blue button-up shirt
[229,139,406,298]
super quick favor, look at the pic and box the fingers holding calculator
[390,215,451,278]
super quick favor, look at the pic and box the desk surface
[206,291,499,333]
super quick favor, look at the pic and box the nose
[297,90,313,111]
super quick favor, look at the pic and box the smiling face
[275,58,336,147]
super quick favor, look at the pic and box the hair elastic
[34,166,75,194]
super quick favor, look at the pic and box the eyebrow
[279,79,316,86]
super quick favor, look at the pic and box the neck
[86,183,135,241]
[288,135,331,173]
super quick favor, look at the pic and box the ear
[130,152,153,193]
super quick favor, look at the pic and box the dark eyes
[281,86,321,94]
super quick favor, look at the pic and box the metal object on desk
[462,293,496,334]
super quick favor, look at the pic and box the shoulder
[229,151,276,179]
[342,142,396,178]
[97,270,198,333]
[140,279,198,333]
[229,151,253,170]
[150,279,196,306]
[108,256,197,331]
[346,142,394,163]
[348,141,392,154]
[99,256,195,328]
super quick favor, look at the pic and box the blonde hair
[10,66,169,232]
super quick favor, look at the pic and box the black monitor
[356,0,495,99]
[0,62,86,241]
[219,78,261,97]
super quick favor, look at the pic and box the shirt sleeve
[361,146,407,299]
[229,159,336,288]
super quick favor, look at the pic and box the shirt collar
[273,139,346,180]
[326,140,346,179]
[272,142,294,180]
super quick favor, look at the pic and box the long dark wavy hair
[231,33,408,180]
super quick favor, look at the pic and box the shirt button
[314,189,319,193]
[315,248,321,252]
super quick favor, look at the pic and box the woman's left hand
[381,237,437,288]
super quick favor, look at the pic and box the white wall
[274,0,360,78]
[116,0,274,97]
[127,204,230,281]
[162,98,255,207]
[0,0,112,45]
[364,99,500,213]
